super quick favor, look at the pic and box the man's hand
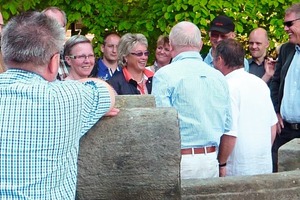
[104,107,120,117]
[276,113,284,134]
[219,166,226,177]
[262,57,276,83]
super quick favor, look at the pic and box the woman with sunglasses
[107,33,154,95]
[64,35,95,80]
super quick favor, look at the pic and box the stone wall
[77,95,181,200]
[77,95,300,200]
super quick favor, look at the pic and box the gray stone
[182,170,300,200]
[115,95,156,108]
[278,138,300,172]
[77,107,181,200]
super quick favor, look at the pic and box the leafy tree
[1,0,299,61]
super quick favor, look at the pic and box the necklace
[137,77,144,84]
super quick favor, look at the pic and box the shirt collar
[123,67,154,83]
[295,45,300,52]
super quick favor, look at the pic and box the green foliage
[1,0,300,60]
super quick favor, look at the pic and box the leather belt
[181,146,216,155]
[284,121,300,130]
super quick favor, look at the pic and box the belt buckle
[291,123,300,130]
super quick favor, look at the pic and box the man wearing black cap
[204,15,249,71]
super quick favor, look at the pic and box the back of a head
[169,21,201,50]
[215,38,244,68]
[42,7,67,28]
[1,11,65,67]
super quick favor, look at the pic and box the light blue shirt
[281,45,300,123]
[204,48,249,72]
[152,51,232,149]
[0,69,111,199]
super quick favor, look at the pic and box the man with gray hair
[152,21,233,179]
[271,2,300,172]
[0,11,118,199]
[42,6,69,80]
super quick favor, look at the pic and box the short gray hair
[64,35,91,57]
[42,7,67,28]
[117,33,148,67]
[1,11,65,66]
[169,21,201,50]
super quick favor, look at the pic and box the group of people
[0,2,300,199]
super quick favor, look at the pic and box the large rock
[182,170,300,200]
[77,107,181,200]
[278,138,300,172]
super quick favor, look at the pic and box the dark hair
[215,38,244,68]
[103,32,121,45]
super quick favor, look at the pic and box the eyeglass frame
[283,18,300,27]
[67,54,95,61]
[130,51,150,57]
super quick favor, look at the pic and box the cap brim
[209,27,231,34]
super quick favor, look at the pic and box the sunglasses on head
[283,18,300,27]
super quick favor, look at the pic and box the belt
[284,121,300,131]
[181,146,216,155]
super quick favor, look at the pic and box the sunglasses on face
[130,51,150,57]
[283,18,300,27]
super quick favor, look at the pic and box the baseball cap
[209,15,235,33]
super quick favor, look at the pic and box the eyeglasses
[283,18,300,27]
[130,51,150,57]
[68,54,95,61]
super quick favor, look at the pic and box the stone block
[77,107,181,200]
[278,138,300,172]
[182,170,300,200]
[115,95,155,108]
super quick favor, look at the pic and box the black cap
[209,15,235,33]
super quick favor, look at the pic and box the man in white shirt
[214,38,277,176]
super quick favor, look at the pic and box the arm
[271,124,277,145]
[79,78,119,116]
[218,134,236,177]
[262,57,276,83]
[151,71,172,107]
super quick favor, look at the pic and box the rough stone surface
[278,138,300,172]
[181,170,300,200]
[77,107,181,200]
[115,95,156,108]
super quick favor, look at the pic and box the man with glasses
[90,32,121,80]
[0,11,118,199]
[42,7,69,80]
[204,15,249,71]
[271,2,300,172]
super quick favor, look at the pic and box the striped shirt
[0,69,111,199]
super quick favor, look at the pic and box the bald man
[248,28,275,84]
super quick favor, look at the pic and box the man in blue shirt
[91,32,121,80]
[152,21,233,179]
[0,11,118,199]
[204,15,249,71]
[271,2,300,172]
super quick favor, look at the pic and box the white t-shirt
[225,68,277,176]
